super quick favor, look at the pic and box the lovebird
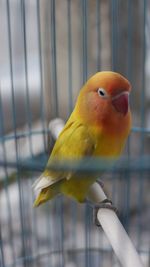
[33,71,132,207]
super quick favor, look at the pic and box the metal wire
[67,0,73,114]
[96,0,101,71]
[0,1,149,267]
[36,0,47,153]
[50,0,59,117]
[82,0,88,83]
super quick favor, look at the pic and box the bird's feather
[33,119,96,206]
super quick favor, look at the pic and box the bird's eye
[98,88,107,98]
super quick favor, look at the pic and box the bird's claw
[93,199,118,227]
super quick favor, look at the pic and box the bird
[33,71,132,207]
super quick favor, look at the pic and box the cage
[0,0,149,267]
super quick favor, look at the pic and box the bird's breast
[89,125,128,158]
[94,135,124,158]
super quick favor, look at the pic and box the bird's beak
[112,92,129,116]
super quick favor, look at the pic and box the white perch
[49,118,65,139]
[88,183,144,267]
[49,118,144,267]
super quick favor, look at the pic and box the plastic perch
[87,183,144,267]
[49,118,144,267]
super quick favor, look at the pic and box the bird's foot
[93,199,118,227]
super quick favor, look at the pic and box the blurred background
[0,0,149,267]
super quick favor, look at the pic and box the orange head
[74,71,132,135]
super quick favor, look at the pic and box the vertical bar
[96,0,101,71]
[148,241,150,267]
[126,0,134,234]
[81,2,90,265]
[0,222,5,267]
[45,203,54,267]
[82,0,88,83]
[140,0,146,150]
[36,0,47,152]
[85,205,93,267]
[55,197,65,267]
[67,0,73,114]
[111,0,120,240]
[6,0,28,265]
[0,86,16,264]
[60,197,65,267]
[20,0,33,157]
[111,0,118,71]
[124,171,131,232]
[39,0,52,122]
[137,0,147,249]
[31,184,41,267]
[127,0,133,81]
[71,201,77,264]
[30,0,47,251]
[50,0,59,117]
[20,0,37,262]
[126,3,132,205]
[82,0,90,267]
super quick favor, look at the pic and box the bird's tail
[32,175,60,207]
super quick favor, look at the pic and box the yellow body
[33,72,132,206]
